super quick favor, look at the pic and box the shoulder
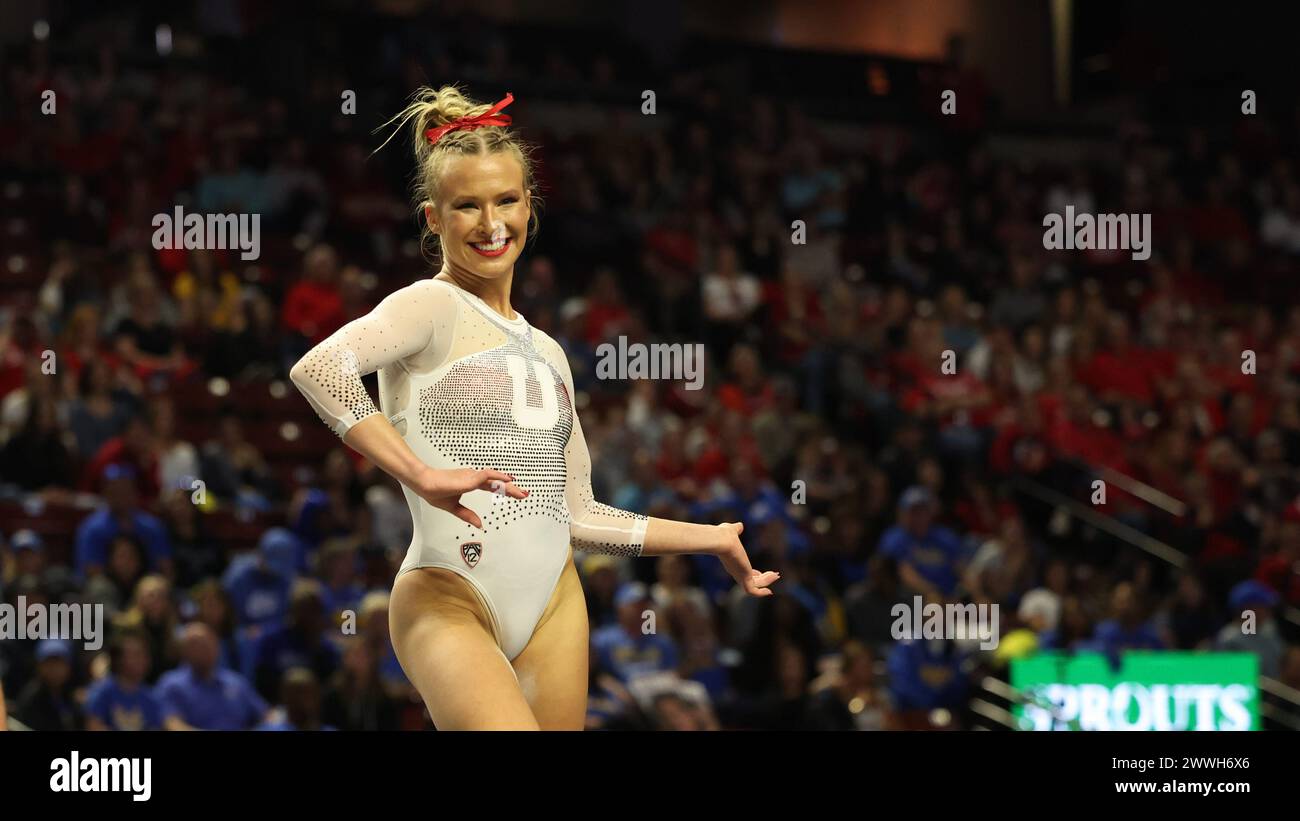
[531,327,566,360]
[532,329,573,375]
[80,508,111,530]
[934,526,962,548]
[879,527,908,550]
[217,668,250,688]
[155,669,185,691]
[135,511,166,532]
[85,677,113,700]
[382,277,459,309]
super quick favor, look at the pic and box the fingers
[744,569,780,597]
[452,504,484,530]
[480,470,529,498]
[484,478,529,499]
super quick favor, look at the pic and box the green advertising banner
[1010,652,1259,731]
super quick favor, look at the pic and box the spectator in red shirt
[281,244,344,369]
[1076,313,1157,406]
[81,412,161,503]
[717,344,775,418]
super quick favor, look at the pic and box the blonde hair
[376,84,541,261]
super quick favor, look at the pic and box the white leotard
[289,277,646,659]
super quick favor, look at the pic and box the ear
[423,203,438,233]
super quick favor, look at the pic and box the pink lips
[469,238,512,258]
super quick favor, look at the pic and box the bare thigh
[389,567,539,730]
[511,555,590,730]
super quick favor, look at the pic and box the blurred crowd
[2,4,1300,731]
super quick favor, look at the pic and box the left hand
[714,522,780,597]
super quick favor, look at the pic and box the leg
[511,555,590,730]
[389,566,539,730]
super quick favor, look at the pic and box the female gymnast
[289,85,779,730]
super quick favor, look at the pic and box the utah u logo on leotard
[504,353,559,429]
[461,541,483,568]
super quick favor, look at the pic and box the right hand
[412,467,528,529]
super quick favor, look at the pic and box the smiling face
[425,151,531,280]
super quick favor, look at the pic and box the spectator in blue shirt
[591,582,679,684]
[85,630,169,731]
[879,486,967,599]
[157,623,269,730]
[357,591,408,689]
[1092,581,1164,666]
[222,527,299,633]
[74,464,172,579]
[1214,580,1285,678]
[886,637,971,714]
[256,667,336,731]
[252,579,341,702]
[318,538,364,620]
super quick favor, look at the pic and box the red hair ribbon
[425,92,515,145]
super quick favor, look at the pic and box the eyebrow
[453,189,522,201]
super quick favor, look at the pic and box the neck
[435,266,515,320]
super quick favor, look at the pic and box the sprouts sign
[1010,652,1258,731]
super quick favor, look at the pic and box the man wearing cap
[13,639,82,730]
[591,582,679,684]
[878,486,967,601]
[9,528,46,580]
[1215,580,1286,678]
[222,527,300,633]
[74,463,173,579]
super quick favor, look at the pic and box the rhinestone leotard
[290,278,646,659]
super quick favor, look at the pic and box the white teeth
[471,238,508,251]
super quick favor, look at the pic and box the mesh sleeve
[545,335,648,557]
[288,280,443,439]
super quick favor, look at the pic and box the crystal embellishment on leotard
[417,331,574,533]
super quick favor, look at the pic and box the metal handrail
[1016,475,1300,631]
[970,698,1019,729]
[1012,476,1189,568]
[1090,463,1188,518]
[1260,675,1300,707]
[1259,702,1300,731]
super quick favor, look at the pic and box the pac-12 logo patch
[461,541,483,568]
